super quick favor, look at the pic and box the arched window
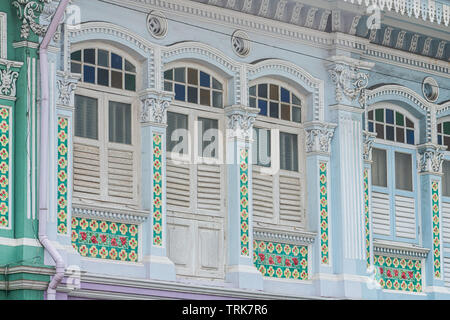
[71,48,137,91]
[369,104,419,243]
[69,45,140,211]
[249,83,302,123]
[249,79,305,232]
[367,108,415,145]
[164,67,224,108]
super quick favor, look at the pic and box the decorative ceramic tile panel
[374,255,422,292]
[319,162,329,265]
[240,148,250,256]
[253,240,308,280]
[364,168,370,266]
[71,217,139,262]
[432,181,441,279]
[0,106,11,229]
[152,133,163,246]
[57,117,69,235]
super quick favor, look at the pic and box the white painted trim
[0,12,7,59]
[0,237,42,247]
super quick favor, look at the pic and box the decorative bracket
[139,89,174,126]
[363,130,377,162]
[56,71,79,108]
[0,63,20,98]
[417,143,446,174]
[304,121,337,154]
[225,105,259,140]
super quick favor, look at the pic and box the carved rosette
[304,123,336,154]
[225,106,258,140]
[418,144,445,174]
[13,0,52,39]
[139,90,173,126]
[0,64,20,98]
[362,131,377,162]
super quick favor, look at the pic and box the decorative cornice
[0,63,20,98]
[327,56,374,105]
[304,121,337,154]
[12,0,52,40]
[417,143,446,174]
[373,240,429,259]
[139,89,174,126]
[225,105,258,139]
[72,205,150,224]
[362,130,377,162]
[253,228,316,246]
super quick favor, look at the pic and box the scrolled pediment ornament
[13,0,52,39]
[329,63,369,104]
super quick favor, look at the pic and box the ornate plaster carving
[328,56,373,105]
[140,90,173,125]
[304,122,336,154]
[362,131,377,162]
[12,0,52,39]
[417,144,445,174]
[225,105,258,139]
[56,73,78,107]
[0,64,20,97]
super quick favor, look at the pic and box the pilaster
[224,105,263,290]
[139,88,176,281]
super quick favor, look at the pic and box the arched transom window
[164,67,224,108]
[71,48,137,91]
[437,122,450,150]
[249,83,302,123]
[368,108,415,145]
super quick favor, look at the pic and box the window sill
[72,204,150,225]
[372,239,429,259]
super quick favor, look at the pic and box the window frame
[369,103,420,245]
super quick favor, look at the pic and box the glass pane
[212,91,223,108]
[200,71,210,88]
[187,86,198,104]
[280,87,290,103]
[200,88,210,106]
[444,122,450,135]
[443,161,450,197]
[252,128,271,167]
[167,112,188,154]
[125,74,136,91]
[111,71,123,89]
[97,68,109,86]
[438,123,442,133]
[212,78,222,90]
[198,117,218,158]
[292,106,301,123]
[258,84,267,98]
[71,50,81,62]
[386,125,394,141]
[164,69,173,81]
[372,148,387,187]
[109,101,131,145]
[249,97,256,108]
[270,84,279,100]
[444,136,450,149]
[396,112,404,126]
[280,132,298,172]
[292,94,301,105]
[174,84,185,101]
[83,49,95,64]
[188,68,198,85]
[368,110,373,120]
[406,129,414,145]
[375,109,384,122]
[396,127,405,143]
[98,49,109,67]
[376,123,384,139]
[438,135,442,145]
[386,109,394,124]
[368,121,374,132]
[71,62,81,74]
[395,152,412,191]
[258,100,267,116]
[281,104,290,121]
[406,117,414,128]
[249,86,256,97]
[164,81,173,92]
[74,95,98,140]
[125,60,136,72]
[83,65,95,83]
[174,68,185,83]
[111,53,123,70]
[269,102,279,118]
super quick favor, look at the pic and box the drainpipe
[38,0,71,300]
